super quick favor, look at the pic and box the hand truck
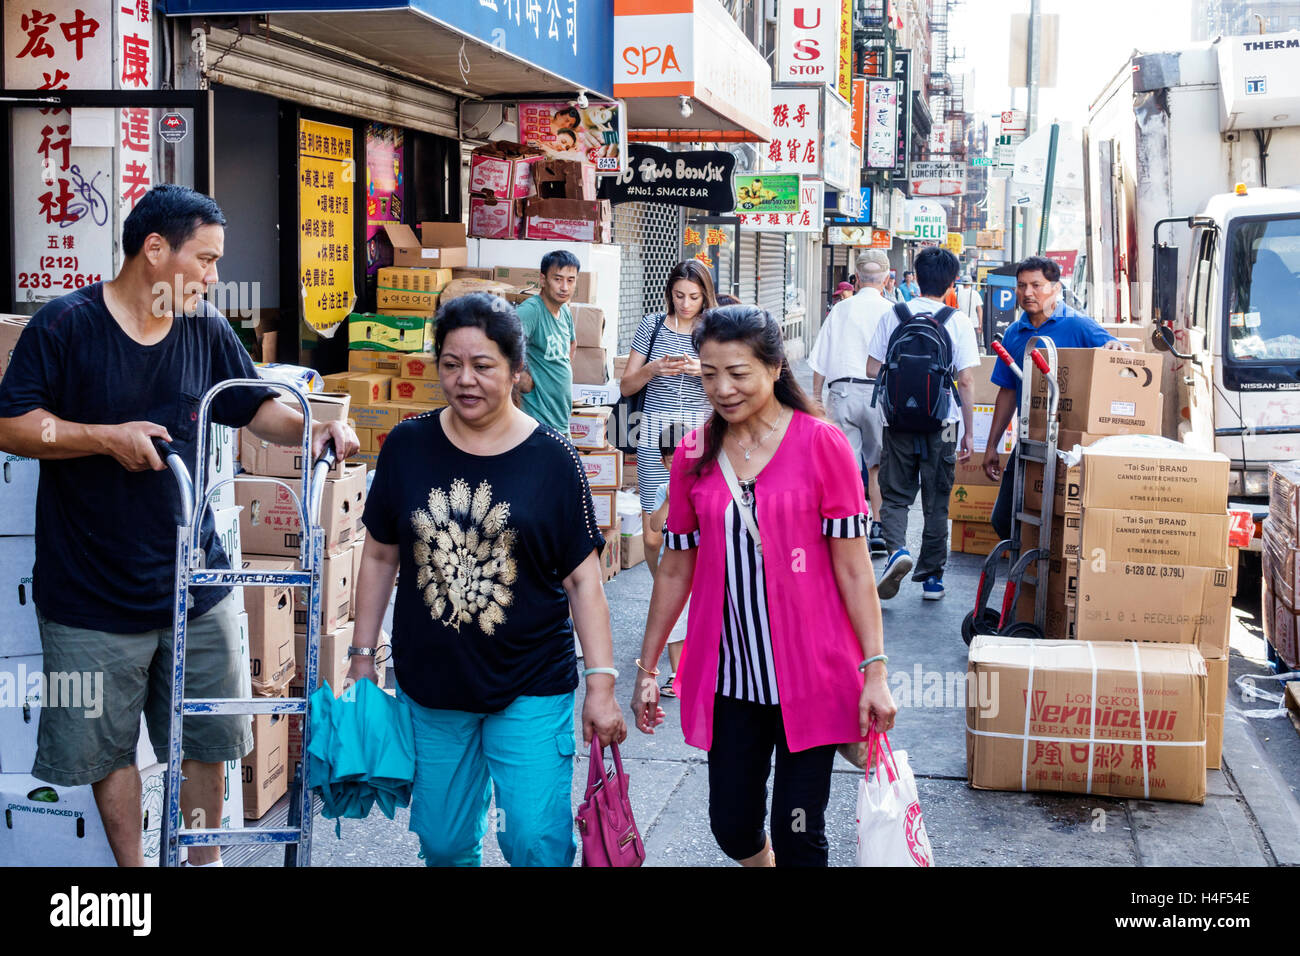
[961,336,1060,643]
[153,379,335,867]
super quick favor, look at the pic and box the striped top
[667,471,868,706]
[631,312,712,513]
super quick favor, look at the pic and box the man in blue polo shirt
[984,255,1129,538]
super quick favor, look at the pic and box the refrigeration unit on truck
[1085,33,1300,544]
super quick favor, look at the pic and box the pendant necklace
[732,406,784,462]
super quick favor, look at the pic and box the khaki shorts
[33,591,252,786]
[827,381,884,469]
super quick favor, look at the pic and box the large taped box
[1079,435,1230,515]
[1268,460,1300,541]
[347,313,431,353]
[347,350,405,374]
[1079,508,1230,568]
[1019,513,1082,560]
[236,463,366,556]
[952,520,1009,556]
[380,221,467,269]
[1028,348,1163,437]
[967,635,1207,804]
[242,557,296,692]
[292,545,352,635]
[294,621,353,691]
[239,394,350,478]
[242,689,290,820]
[948,483,1000,523]
[1074,561,1232,659]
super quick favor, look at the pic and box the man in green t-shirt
[517,250,580,432]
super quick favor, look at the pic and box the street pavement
[252,359,1300,867]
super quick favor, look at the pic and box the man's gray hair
[855,249,891,285]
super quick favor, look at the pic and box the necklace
[731,406,784,462]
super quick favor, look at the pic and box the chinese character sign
[865,79,898,169]
[299,119,356,336]
[5,1,111,88]
[737,178,823,233]
[837,0,852,102]
[116,1,153,226]
[764,87,821,177]
[365,122,403,276]
[518,100,625,174]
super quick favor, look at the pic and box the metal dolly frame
[963,337,1061,642]
[154,379,334,867]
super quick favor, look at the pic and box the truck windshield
[1226,215,1300,362]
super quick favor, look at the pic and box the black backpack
[871,302,959,433]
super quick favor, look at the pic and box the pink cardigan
[667,410,869,753]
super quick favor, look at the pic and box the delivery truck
[1085,32,1300,545]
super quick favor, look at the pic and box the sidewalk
[263,359,1300,867]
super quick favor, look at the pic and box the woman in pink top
[630,304,896,867]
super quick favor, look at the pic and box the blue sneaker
[876,549,913,600]
[922,575,945,601]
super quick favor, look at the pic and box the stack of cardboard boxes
[1067,435,1233,768]
[569,405,624,581]
[950,356,1014,555]
[468,144,612,243]
[1014,348,1165,638]
[1263,462,1300,672]
[234,392,371,819]
[326,351,448,470]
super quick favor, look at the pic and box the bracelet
[859,655,888,672]
[635,658,660,677]
[583,667,619,679]
[346,646,378,658]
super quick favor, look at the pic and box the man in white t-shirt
[866,246,979,602]
[955,276,983,330]
[810,248,893,555]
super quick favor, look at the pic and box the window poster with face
[517,100,626,175]
[365,123,403,276]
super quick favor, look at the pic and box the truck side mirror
[1152,245,1179,326]
[1151,324,1175,352]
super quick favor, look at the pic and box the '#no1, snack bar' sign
[600,144,736,213]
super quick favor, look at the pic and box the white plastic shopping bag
[855,729,934,867]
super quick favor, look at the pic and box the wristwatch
[346,645,378,658]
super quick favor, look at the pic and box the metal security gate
[612,202,683,353]
[738,231,758,304]
[757,233,787,320]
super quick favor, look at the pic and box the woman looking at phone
[620,260,718,582]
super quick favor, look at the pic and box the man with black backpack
[866,247,979,601]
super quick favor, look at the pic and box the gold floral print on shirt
[411,478,517,636]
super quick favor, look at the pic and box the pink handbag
[576,740,645,867]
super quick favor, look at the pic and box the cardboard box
[213,504,245,614]
[571,303,606,349]
[954,451,1005,489]
[621,531,645,569]
[1080,508,1230,568]
[400,353,440,381]
[293,545,352,635]
[376,286,439,318]
[0,315,29,381]
[953,520,1012,556]
[322,371,358,392]
[242,557,297,692]
[355,451,380,470]
[523,198,612,243]
[591,491,616,530]
[948,483,1001,523]
[239,394,350,478]
[391,378,446,405]
[0,762,167,866]
[1028,348,1163,436]
[0,535,39,657]
[343,372,391,406]
[1018,513,1082,560]
[570,406,612,450]
[572,346,610,386]
[492,266,596,303]
[1263,525,1299,609]
[1079,435,1230,515]
[294,621,353,691]
[1273,596,1299,668]
[0,653,42,773]
[351,534,365,590]
[969,403,1016,457]
[468,195,524,240]
[1267,460,1300,540]
[1021,429,1105,516]
[534,158,598,201]
[581,449,622,489]
[1074,561,1232,658]
[348,313,431,353]
[0,453,39,535]
[209,424,237,511]
[236,463,365,556]
[600,518,622,582]
[468,150,541,200]
[1206,713,1223,770]
[967,635,1207,804]
[350,402,405,431]
[381,221,468,269]
[572,381,621,407]
[347,350,405,374]
[1206,654,1229,716]
[613,353,629,380]
[242,691,290,820]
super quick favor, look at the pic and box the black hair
[914,247,959,298]
[555,106,581,128]
[121,184,226,258]
[434,293,525,373]
[556,128,578,146]
[689,304,819,476]
[659,422,689,459]
[665,259,719,315]
[540,249,581,275]
[1016,255,1062,283]
[903,271,914,280]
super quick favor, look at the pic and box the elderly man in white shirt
[810,248,893,556]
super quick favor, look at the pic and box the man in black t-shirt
[0,185,359,866]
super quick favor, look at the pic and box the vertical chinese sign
[299,119,355,336]
[838,0,852,103]
[365,123,403,277]
[764,88,821,177]
[5,2,113,304]
[116,0,153,237]
[865,79,898,170]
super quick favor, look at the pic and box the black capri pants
[707,695,838,867]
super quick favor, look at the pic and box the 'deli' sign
[600,144,736,213]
